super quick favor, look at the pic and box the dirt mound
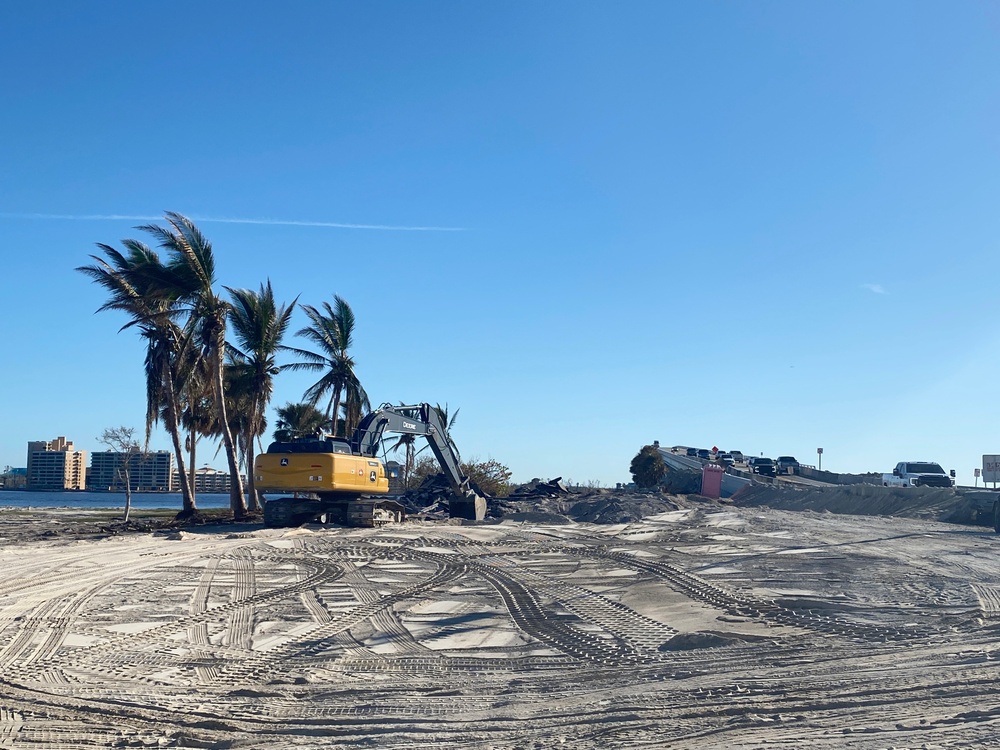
[494,488,695,524]
[731,483,995,525]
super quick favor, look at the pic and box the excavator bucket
[450,490,487,521]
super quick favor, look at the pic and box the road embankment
[731,482,995,525]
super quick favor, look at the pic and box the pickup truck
[775,456,800,475]
[882,462,953,488]
[751,457,776,477]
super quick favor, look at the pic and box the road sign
[983,455,1000,483]
[975,468,981,477]
[817,448,823,454]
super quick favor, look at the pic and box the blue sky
[2,2,1000,487]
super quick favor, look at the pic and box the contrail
[0,212,466,231]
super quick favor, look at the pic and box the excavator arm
[351,403,487,520]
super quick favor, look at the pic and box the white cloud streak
[862,283,887,295]
[0,212,466,232]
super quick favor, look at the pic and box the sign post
[817,447,823,472]
[983,455,1000,490]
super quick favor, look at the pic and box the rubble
[398,473,490,519]
[397,474,998,528]
[397,474,700,524]
[506,477,570,500]
[494,484,696,524]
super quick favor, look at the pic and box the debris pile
[398,473,490,519]
[507,477,570,500]
[567,491,686,524]
[493,483,693,524]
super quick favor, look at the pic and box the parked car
[775,456,800,475]
[728,450,744,463]
[752,457,776,476]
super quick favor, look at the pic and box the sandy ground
[1,500,1000,748]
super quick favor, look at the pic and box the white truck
[882,461,954,488]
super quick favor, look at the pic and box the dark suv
[752,457,776,476]
[775,456,800,475]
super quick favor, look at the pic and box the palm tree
[433,403,460,452]
[76,241,197,514]
[226,281,296,511]
[384,403,435,489]
[386,431,417,489]
[133,212,247,518]
[273,401,328,441]
[284,295,369,436]
[409,403,462,474]
[340,377,370,438]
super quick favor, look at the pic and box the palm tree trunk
[331,389,342,437]
[188,424,198,507]
[122,468,132,524]
[326,393,337,435]
[213,336,247,518]
[164,376,195,514]
[246,434,260,512]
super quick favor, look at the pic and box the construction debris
[506,477,570,500]
[399,473,489,519]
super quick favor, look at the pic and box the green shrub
[630,445,667,488]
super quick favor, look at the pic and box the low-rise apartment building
[172,466,238,494]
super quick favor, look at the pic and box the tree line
[77,212,376,519]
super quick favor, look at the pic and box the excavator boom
[352,403,486,520]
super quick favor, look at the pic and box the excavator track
[263,496,405,528]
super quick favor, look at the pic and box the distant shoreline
[0,487,180,494]
[0,490,232,510]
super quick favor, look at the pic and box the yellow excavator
[254,402,487,527]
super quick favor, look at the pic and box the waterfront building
[172,466,240,493]
[26,437,87,490]
[0,468,27,489]
[89,451,174,492]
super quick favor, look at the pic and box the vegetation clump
[629,445,667,488]
[411,455,514,498]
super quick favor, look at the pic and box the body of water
[0,490,233,510]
